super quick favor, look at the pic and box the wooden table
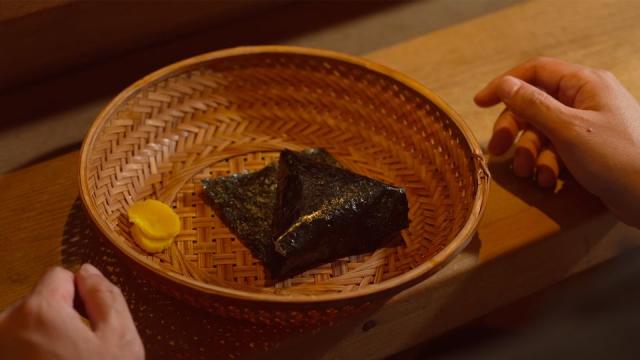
[2,0,640,358]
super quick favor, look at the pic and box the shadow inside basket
[113,148,446,295]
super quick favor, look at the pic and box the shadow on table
[264,233,483,359]
[10,142,82,173]
[487,157,605,228]
[61,198,384,359]
[391,157,619,357]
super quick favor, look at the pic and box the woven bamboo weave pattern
[80,47,488,305]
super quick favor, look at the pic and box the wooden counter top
[2,0,640,358]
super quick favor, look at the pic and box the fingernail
[497,76,521,100]
[473,92,485,106]
[537,166,557,188]
[474,86,488,98]
[80,263,101,276]
[513,147,535,178]
[488,127,515,156]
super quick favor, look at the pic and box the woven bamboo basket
[79,46,490,326]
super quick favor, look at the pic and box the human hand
[0,264,144,360]
[475,57,640,228]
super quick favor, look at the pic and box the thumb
[496,76,574,139]
[32,267,76,306]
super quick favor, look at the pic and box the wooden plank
[2,0,640,358]
[0,151,79,303]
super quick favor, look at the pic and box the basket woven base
[149,142,443,295]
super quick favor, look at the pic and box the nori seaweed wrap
[202,148,409,278]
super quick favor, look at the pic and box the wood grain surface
[0,1,277,90]
[2,0,640,358]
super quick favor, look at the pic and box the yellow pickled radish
[127,199,180,240]
[127,199,180,253]
[131,225,175,253]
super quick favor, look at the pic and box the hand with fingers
[475,57,640,228]
[0,264,144,360]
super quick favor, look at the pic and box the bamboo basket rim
[79,45,490,304]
